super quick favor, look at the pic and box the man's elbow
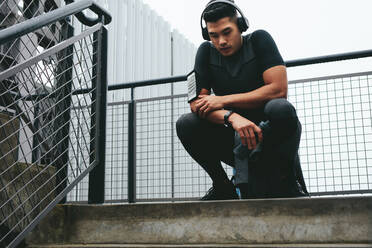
[271,84,288,99]
[278,86,288,98]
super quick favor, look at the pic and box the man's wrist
[220,95,228,108]
[227,112,240,126]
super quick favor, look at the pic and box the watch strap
[224,110,234,127]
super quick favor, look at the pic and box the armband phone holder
[187,70,198,103]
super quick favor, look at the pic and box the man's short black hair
[203,0,237,23]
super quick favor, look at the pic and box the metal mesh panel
[69,95,131,203]
[73,96,132,203]
[289,72,372,195]
[136,98,173,200]
[105,102,129,202]
[0,0,65,71]
[0,0,58,30]
[0,21,100,247]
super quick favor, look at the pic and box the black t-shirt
[194,29,284,122]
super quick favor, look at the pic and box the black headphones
[200,0,249,41]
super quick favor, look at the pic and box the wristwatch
[224,110,234,128]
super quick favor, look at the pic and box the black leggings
[176,98,307,198]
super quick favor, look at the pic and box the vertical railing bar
[54,23,74,204]
[170,86,175,200]
[128,87,136,203]
[96,24,108,202]
[88,21,107,204]
[170,35,175,199]
[87,26,99,204]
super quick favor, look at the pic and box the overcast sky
[142,0,372,79]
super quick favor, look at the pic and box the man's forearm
[192,83,283,123]
[203,109,228,125]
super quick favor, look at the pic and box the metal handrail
[285,49,372,67]
[102,48,372,91]
[0,0,111,45]
[64,0,111,27]
[108,75,188,91]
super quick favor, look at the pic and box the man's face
[206,16,243,56]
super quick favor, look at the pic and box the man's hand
[229,113,263,150]
[194,95,224,118]
[190,100,198,113]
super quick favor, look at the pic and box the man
[176,0,308,200]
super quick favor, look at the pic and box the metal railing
[2,1,371,245]
[0,0,110,247]
[67,50,372,204]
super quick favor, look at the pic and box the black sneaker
[201,183,239,201]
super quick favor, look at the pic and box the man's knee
[264,98,297,120]
[176,113,202,141]
[264,98,300,136]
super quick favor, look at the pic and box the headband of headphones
[200,0,249,41]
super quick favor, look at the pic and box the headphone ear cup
[237,17,248,33]
[202,27,211,41]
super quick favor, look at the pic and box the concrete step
[27,244,372,248]
[26,196,372,246]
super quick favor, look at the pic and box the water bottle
[233,120,271,163]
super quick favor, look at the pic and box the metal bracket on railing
[64,0,111,26]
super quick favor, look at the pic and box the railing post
[54,23,74,204]
[88,24,107,204]
[170,35,175,199]
[128,88,136,203]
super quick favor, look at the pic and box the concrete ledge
[27,244,372,248]
[27,196,372,246]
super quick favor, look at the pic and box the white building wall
[82,0,196,99]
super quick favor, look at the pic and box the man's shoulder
[246,29,280,56]
[196,41,213,59]
[197,41,212,51]
[196,41,220,65]
[246,29,272,43]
